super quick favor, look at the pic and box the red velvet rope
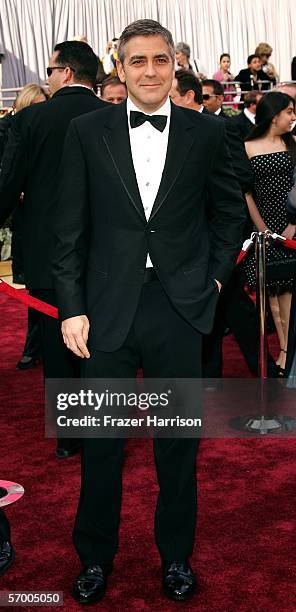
[236,234,296,265]
[0,280,58,318]
[1,235,296,319]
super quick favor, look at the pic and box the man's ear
[185,90,195,105]
[63,66,74,86]
[116,59,126,83]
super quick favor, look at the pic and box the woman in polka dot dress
[244,92,296,373]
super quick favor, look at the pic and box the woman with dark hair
[244,92,296,374]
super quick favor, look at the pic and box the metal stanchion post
[230,230,296,434]
[257,232,267,380]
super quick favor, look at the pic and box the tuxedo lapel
[149,103,195,221]
[102,102,146,222]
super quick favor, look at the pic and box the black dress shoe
[0,541,15,576]
[72,564,112,604]
[56,442,81,459]
[16,356,40,370]
[162,560,196,601]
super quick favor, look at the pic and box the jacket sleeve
[52,119,90,321]
[206,120,246,285]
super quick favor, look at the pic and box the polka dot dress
[244,151,296,295]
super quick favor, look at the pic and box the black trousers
[0,510,10,543]
[74,278,202,565]
[30,289,80,379]
[30,289,80,449]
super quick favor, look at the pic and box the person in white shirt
[233,90,264,140]
[202,79,225,115]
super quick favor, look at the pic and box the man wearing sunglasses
[0,41,108,458]
[202,79,225,115]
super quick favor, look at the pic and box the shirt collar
[215,107,222,116]
[244,108,256,124]
[68,84,93,91]
[127,96,171,118]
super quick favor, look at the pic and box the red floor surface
[0,292,296,611]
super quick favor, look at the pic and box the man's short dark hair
[117,19,175,63]
[54,41,98,88]
[202,79,224,96]
[174,70,202,104]
[247,54,260,66]
[244,90,263,108]
[101,76,127,97]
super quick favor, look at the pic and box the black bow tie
[130,110,167,132]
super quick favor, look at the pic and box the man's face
[249,57,262,73]
[175,50,187,67]
[202,85,223,113]
[116,35,174,113]
[260,53,270,65]
[101,83,127,104]
[169,78,186,107]
[46,51,68,95]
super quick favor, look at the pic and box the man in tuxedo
[0,41,108,457]
[53,19,245,603]
[170,69,206,113]
[233,91,263,140]
[0,510,14,576]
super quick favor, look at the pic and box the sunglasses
[202,94,218,100]
[46,65,75,77]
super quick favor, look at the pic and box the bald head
[275,84,296,101]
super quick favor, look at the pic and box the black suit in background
[232,110,255,141]
[53,100,245,565]
[0,86,108,380]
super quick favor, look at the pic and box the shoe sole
[71,591,106,604]
[0,546,15,577]
[163,584,196,602]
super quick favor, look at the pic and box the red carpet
[1,292,296,611]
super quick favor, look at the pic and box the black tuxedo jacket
[0,86,108,289]
[202,107,252,192]
[53,101,246,351]
[217,109,252,192]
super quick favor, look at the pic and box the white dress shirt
[243,108,256,124]
[127,97,171,267]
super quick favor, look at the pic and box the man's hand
[61,315,90,358]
